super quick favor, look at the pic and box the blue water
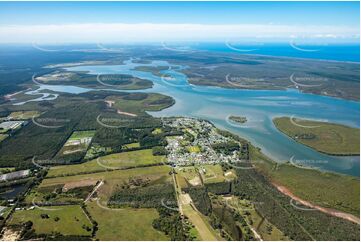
[21,59,360,176]
[63,59,359,177]
[192,43,360,62]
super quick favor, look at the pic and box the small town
[164,118,247,166]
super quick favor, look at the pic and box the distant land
[196,43,360,62]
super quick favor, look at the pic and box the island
[273,117,360,155]
[229,115,247,124]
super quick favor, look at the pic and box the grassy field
[176,166,202,187]
[224,169,237,180]
[250,146,360,216]
[176,164,229,187]
[187,145,201,153]
[174,169,220,241]
[47,149,165,177]
[8,111,40,120]
[96,149,165,167]
[273,117,360,155]
[41,165,172,201]
[182,203,220,241]
[0,167,15,174]
[0,134,7,142]
[56,130,96,157]
[175,174,189,189]
[8,205,92,236]
[68,130,96,140]
[86,201,168,240]
[25,184,93,204]
[122,142,140,149]
[199,164,226,184]
[152,128,163,134]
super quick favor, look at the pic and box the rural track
[85,180,104,203]
[273,183,360,225]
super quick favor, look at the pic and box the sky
[0,1,359,43]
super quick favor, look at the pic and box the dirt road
[273,183,360,224]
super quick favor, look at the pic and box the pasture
[86,201,169,240]
[8,205,92,236]
[41,165,172,201]
[199,164,226,184]
[47,149,165,177]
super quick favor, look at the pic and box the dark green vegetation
[109,183,176,209]
[35,71,153,90]
[273,117,360,155]
[210,196,254,241]
[0,45,359,241]
[185,187,254,240]
[152,206,193,241]
[0,45,123,99]
[229,115,247,124]
[212,141,240,156]
[1,45,359,101]
[0,90,174,168]
[149,50,359,100]
[250,145,360,217]
[108,180,193,240]
[185,165,359,240]
[232,162,359,240]
[179,128,359,241]
[133,66,169,76]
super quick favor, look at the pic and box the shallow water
[30,59,360,176]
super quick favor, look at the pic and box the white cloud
[0,23,359,43]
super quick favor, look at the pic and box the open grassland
[55,130,95,158]
[86,201,169,241]
[97,149,164,168]
[25,185,93,204]
[0,167,15,174]
[224,169,237,180]
[176,164,226,187]
[250,146,360,216]
[41,165,172,201]
[273,117,360,155]
[182,203,220,241]
[175,174,189,189]
[47,149,165,177]
[152,128,163,134]
[8,205,92,236]
[0,134,7,142]
[8,111,40,120]
[68,130,96,140]
[122,142,140,149]
[199,164,226,184]
[187,145,201,153]
[176,166,202,187]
